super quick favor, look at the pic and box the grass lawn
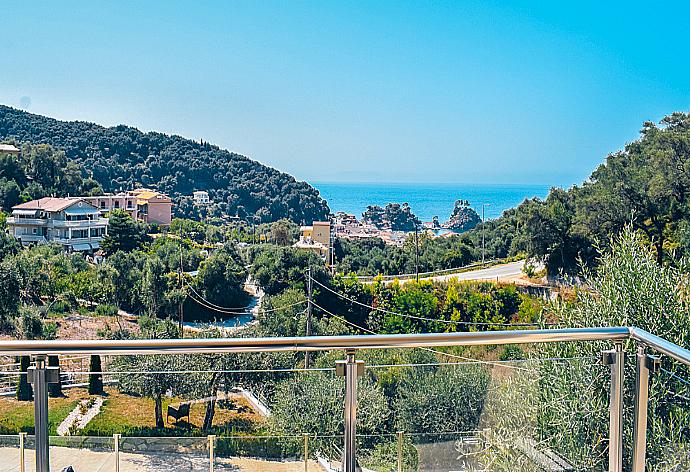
[0,388,88,434]
[0,386,264,438]
[81,388,264,436]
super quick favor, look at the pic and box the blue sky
[1,1,689,186]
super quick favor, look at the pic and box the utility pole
[178,227,184,338]
[481,203,490,266]
[305,266,313,368]
[415,223,420,283]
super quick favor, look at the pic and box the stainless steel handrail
[12,325,690,472]
[630,327,690,367]
[0,326,631,356]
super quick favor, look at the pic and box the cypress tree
[88,355,103,395]
[16,356,33,401]
[47,355,62,397]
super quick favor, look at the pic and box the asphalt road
[398,260,525,284]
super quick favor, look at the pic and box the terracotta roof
[13,197,89,212]
[131,189,171,202]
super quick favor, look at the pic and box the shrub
[16,356,32,401]
[95,304,118,317]
[47,355,62,397]
[16,305,44,340]
[88,355,104,395]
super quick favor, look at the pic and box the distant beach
[312,182,551,222]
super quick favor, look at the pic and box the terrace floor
[0,446,320,471]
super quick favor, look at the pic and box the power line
[309,274,542,328]
[310,300,528,371]
[187,289,306,316]
[187,291,254,315]
[186,281,255,311]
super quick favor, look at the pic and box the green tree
[47,355,62,397]
[88,355,104,395]
[115,354,185,428]
[270,219,298,246]
[101,210,152,255]
[140,256,171,318]
[269,372,389,455]
[194,244,247,310]
[250,245,327,296]
[0,259,20,328]
[394,364,490,434]
[577,114,690,264]
[16,355,32,401]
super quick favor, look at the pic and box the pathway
[0,446,320,472]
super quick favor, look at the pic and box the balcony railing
[50,218,108,228]
[6,217,47,226]
[4,327,689,472]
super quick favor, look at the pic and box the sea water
[312,182,551,222]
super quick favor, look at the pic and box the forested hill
[0,105,330,223]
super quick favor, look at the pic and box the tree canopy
[0,105,330,223]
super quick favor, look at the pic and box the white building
[0,144,20,155]
[7,197,108,252]
[193,191,210,205]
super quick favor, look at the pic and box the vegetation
[101,210,152,255]
[362,202,421,231]
[0,142,101,211]
[0,105,330,223]
[459,112,690,275]
[88,355,104,395]
[15,356,32,401]
[334,232,481,276]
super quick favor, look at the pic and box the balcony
[1,327,688,472]
[50,218,108,228]
[6,217,47,226]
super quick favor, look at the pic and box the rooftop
[0,144,20,153]
[13,197,96,213]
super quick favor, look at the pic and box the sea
[312,182,551,222]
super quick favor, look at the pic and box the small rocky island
[442,199,481,231]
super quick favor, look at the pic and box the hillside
[0,105,330,223]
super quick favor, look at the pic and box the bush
[16,356,32,401]
[88,355,104,395]
[47,355,62,397]
[95,304,118,317]
[48,299,71,315]
[16,305,44,340]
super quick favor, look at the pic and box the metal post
[113,434,120,472]
[601,343,624,472]
[414,225,419,283]
[30,357,48,469]
[632,347,659,472]
[305,267,313,369]
[481,204,485,265]
[19,432,26,472]
[336,350,364,472]
[208,434,216,472]
[397,431,404,472]
[303,433,309,472]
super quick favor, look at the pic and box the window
[114,201,120,209]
